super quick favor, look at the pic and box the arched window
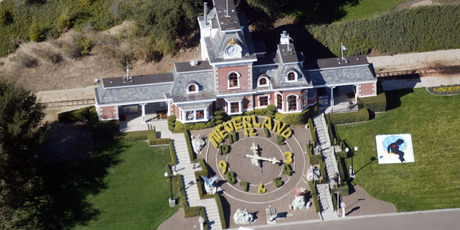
[187,83,198,93]
[288,95,298,111]
[287,71,297,81]
[228,72,240,88]
[277,94,283,110]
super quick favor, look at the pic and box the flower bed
[427,85,460,96]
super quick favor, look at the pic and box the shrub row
[183,129,195,162]
[308,5,460,56]
[118,129,158,146]
[57,106,97,123]
[309,181,320,213]
[358,93,387,112]
[328,108,370,125]
[308,118,317,146]
[274,105,317,125]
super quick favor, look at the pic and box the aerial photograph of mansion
[94,0,377,123]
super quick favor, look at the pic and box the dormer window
[258,75,269,87]
[286,70,298,82]
[187,81,199,93]
[228,72,240,89]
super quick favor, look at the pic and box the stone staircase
[155,124,222,229]
[313,114,339,220]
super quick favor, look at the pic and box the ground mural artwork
[376,134,414,164]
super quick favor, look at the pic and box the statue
[289,186,311,210]
[233,208,254,225]
[245,142,281,167]
[191,135,205,154]
[200,176,218,194]
[306,165,321,181]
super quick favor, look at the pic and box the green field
[340,0,408,21]
[336,89,460,211]
[76,142,178,230]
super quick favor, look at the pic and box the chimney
[204,2,208,25]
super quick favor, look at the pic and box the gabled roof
[305,65,376,86]
[168,67,216,103]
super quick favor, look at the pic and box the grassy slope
[76,142,178,230]
[339,0,408,21]
[336,89,460,211]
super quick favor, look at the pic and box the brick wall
[101,106,117,120]
[216,65,251,92]
[359,82,376,97]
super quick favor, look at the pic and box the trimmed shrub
[308,118,317,146]
[274,107,312,125]
[167,115,176,131]
[58,106,97,123]
[283,164,293,176]
[329,108,370,125]
[229,132,238,144]
[264,127,270,137]
[183,129,195,161]
[277,135,286,145]
[358,93,387,112]
[240,181,249,192]
[214,195,227,229]
[266,104,276,118]
[309,181,320,213]
[219,144,229,155]
[243,108,267,116]
[273,177,283,188]
[226,171,236,184]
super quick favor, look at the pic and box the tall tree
[0,78,47,229]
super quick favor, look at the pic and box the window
[187,84,197,93]
[230,102,240,113]
[259,96,269,107]
[288,95,297,111]
[184,109,206,122]
[277,94,283,110]
[287,71,297,82]
[228,72,239,88]
[259,77,267,86]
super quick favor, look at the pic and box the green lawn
[340,0,409,21]
[76,142,178,230]
[336,89,460,211]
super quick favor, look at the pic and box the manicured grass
[336,89,460,211]
[76,142,178,230]
[340,0,408,21]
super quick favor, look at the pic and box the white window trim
[286,71,298,82]
[227,101,242,115]
[227,71,241,89]
[257,76,269,87]
[275,93,284,111]
[256,95,270,108]
[287,94,299,111]
[186,83,199,94]
[181,108,208,123]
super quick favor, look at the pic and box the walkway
[155,122,222,230]
[312,113,339,220]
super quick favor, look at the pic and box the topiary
[277,135,286,145]
[226,171,236,184]
[283,164,293,176]
[273,177,283,188]
[240,181,249,192]
[264,127,270,137]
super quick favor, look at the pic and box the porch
[322,85,359,114]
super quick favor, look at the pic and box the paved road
[231,208,460,230]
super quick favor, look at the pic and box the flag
[341,44,347,51]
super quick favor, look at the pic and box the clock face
[225,44,242,58]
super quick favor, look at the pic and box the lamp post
[351,146,358,178]
[341,202,346,217]
[164,171,176,207]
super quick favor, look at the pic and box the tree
[0,78,47,228]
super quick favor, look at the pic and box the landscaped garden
[336,88,460,211]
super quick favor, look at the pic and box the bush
[264,127,270,137]
[329,108,370,125]
[167,115,176,131]
[62,40,82,59]
[266,104,276,118]
[240,181,249,192]
[273,177,283,188]
[309,181,320,213]
[229,132,238,144]
[358,93,387,112]
[29,22,44,42]
[58,106,97,123]
[226,171,236,184]
[76,36,93,55]
[219,144,229,155]
[308,118,317,145]
[183,129,195,161]
[17,52,39,68]
[283,164,293,176]
[277,135,286,145]
[243,108,267,116]
[274,107,312,125]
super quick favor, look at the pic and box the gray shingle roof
[169,70,216,103]
[305,65,376,86]
[95,83,172,105]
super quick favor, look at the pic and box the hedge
[214,194,227,229]
[328,108,370,125]
[183,129,195,161]
[309,181,320,213]
[277,135,286,145]
[308,118,317,146]
[308,5,460,56]
[274,106,316,125]
[240,181,249,192]
[358,93,387,112]
[57,106,97,123]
